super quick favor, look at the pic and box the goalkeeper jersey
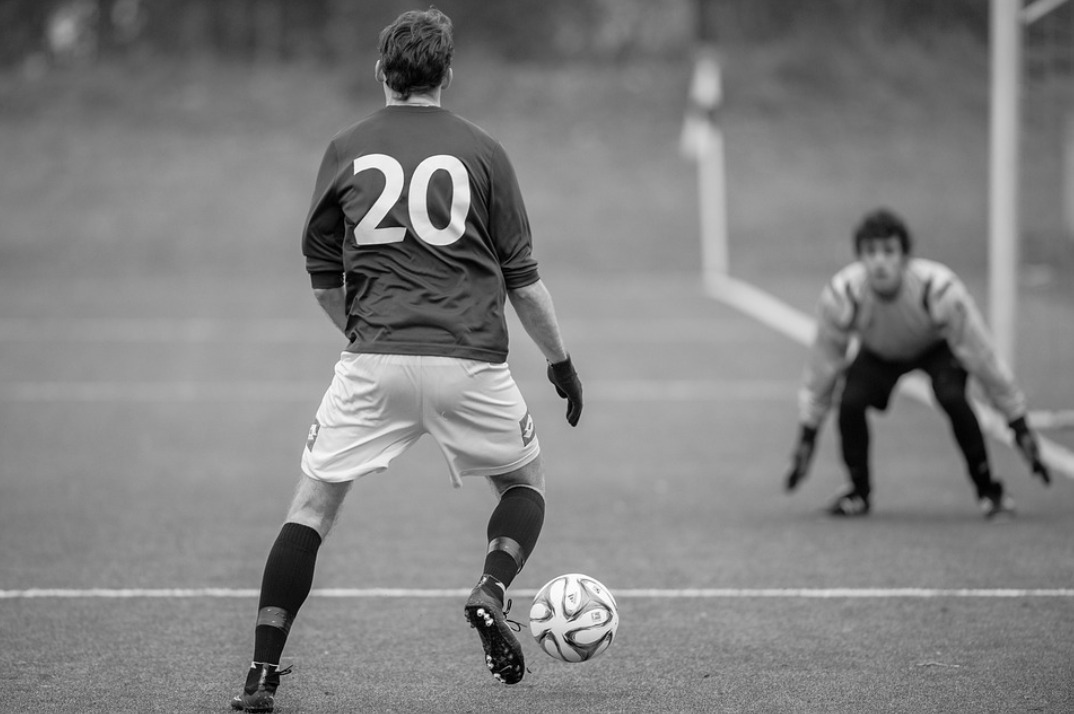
[302,105,540,363]
[798,257,1027,427]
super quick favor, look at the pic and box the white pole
[1065,115,1074,240]
[699,123,728,288]
[685,47,728,291]
[990,0,1022,368]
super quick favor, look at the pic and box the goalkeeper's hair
[378,7,454,101]
[853,208,912,255]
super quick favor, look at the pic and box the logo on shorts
[306,420,320,451]
[519,413,535,446]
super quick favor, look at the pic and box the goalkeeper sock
[482,486,545,590]
[968,460,996,499]
[252,522,322,664]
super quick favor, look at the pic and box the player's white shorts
[301,352,540,487]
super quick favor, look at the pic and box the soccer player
[783,208,1050,518]
[230,8,583,711]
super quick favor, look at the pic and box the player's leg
[232,476,352,713]
[482,460,546,592]
[464,457,546,685]
[233,352,421,711]
[423,357,543,684]
[833,349,903,515]
[923,345,1012,517]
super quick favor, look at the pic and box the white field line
[0,379,796,402]
[706,275,1074,481]
[2,587,1073,600]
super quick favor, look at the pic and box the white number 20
[352,154,471,246]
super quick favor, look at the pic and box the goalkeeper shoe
[827,490,871,517]
[979,482,1016,520]
[230,662,291,713]
[464,576,525,685]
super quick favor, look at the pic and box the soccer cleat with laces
[464,575,525,685]
[230,662,292,713]
[827,490,871,517]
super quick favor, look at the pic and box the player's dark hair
[378,7,454,100]
[853,208,912,255]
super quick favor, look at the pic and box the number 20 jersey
[302,105,540,363]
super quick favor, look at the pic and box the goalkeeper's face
[859,236,907,300]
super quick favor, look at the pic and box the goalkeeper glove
[1010,416,1050,485]
[547,355,583,427]
[785,424,818,492]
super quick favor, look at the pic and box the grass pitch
[1,39,1073,713]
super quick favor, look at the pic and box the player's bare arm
[312,287,347,335]
[509,280,582,426]
[507,280,568,364]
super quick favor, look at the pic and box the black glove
[1010,416,1050,485]
[547,356,582,427]
[785,425,818,492]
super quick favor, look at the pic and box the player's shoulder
[447,110,495,137]
[332,107,387,138]
[826,262,868,302]
[908,258,972,319]
[908,257,958,283]
[819,263,867,327]
[909,258,964,297]
[448,111,512,159]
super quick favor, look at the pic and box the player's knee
[838,378,874,414]
[933,383,969,414]
[285,475,352,539]
[488,456,545,496]
[838,394,869,419]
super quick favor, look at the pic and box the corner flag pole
[681,45,728,292]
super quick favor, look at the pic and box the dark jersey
[302,105,540,363]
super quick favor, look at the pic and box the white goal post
[990,0,1022,369]
[991,0,1073,368]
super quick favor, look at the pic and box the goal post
[991,0,1074,369]
[990,0,1022,369]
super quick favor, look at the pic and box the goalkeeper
[784,208,1050,518]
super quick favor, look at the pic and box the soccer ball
[529,573,619,663]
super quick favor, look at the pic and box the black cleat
[230,662,291,713]
[827,490,871,517]
[464,576,525,685]
[979,481,1016,520]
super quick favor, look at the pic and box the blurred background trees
[1,0,990,70]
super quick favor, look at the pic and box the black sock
[482,486,544,589]
[969,461,996,499]
[252,522,322,664]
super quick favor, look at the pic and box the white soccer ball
[529,573,619,663]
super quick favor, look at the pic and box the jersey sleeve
[487,142,540,289]
[798,277,855,427]
[929,275,1027,421]
[302,140,346,288]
